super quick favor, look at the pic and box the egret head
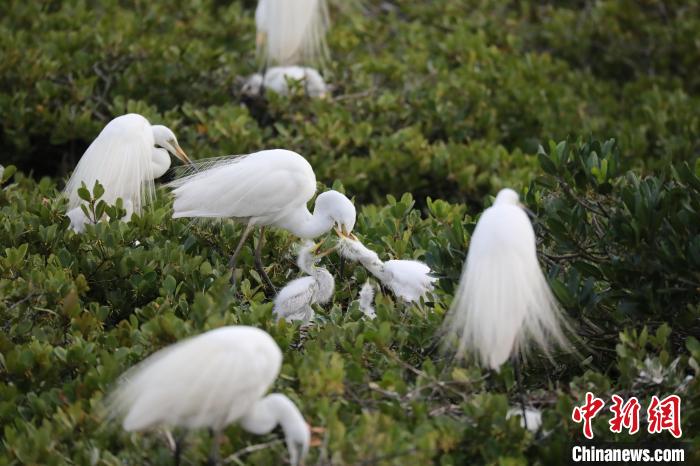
[268,394,310,466]
[315,190,356,238]
[494,188,520,206]
[242,74,264,96]
[151,125,192,165]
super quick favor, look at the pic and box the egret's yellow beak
[256,31,267,47]
[334,225,358,241]
[174,144,193,165]
[316,244,338,258]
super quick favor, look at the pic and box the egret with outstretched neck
[168,149,356,291]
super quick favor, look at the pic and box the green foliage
[2,1,699,201]
[1,136,699,464]
[1,0,699,464]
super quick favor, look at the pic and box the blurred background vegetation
[1,0,699,464]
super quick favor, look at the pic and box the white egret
[108,326,310,466]
[442,188,572,370]
[63,113,191,232]
[256,0,329,67]
[358,280,376,319]
[273,241,335,323]
[337,236,436,303]
[243,66,328,98]
[168,149,356,290]
[506,407,543,433]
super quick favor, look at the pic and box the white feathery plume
[442,188,573,370]
[256,0,330,67]
[63,114,155,216]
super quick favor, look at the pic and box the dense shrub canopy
[1,1,698,464]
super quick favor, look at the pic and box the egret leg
[207,429,221,466]
[170,431,186,466]
[229,222,256,288]
[512,356,529,432]
[339,255,345,280]
[254,226,276,293]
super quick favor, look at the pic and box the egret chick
[243,66,328,98]
[442,188,573,370]
[63,113,191,232]
[168,149,356,290]
[108,326,310,465]
[273,241,335,323]
[358,280,376,319]
[256,0,329,67]
[338,236,436,303]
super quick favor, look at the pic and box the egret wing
[169,149,316,223]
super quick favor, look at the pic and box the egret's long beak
[256,31,267,47]
[174,144,193,165]
[316,244,338,258]
[334,225,358,241]
[519,202,537,219]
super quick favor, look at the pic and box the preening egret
[358,280,376,319]
[273,241,335,323]
[243,66,328,98]
[63,113,191,232]
[168,149,356,290]
[442,188,572,370]
[108,326,310,465]
[256,0,329,67]
[338,236,436,303]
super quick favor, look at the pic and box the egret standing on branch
[63,113,191,232]
[256,0,330,67]
[168,149,356,291]
[441,188,573,369]
[107,326,310,466]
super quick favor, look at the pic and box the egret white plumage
[243,66,328,98]
[273,241,335,323]
[358,280,376,319]
[506,407,543,433]
[168,149,356,290]
[442,188,572,370]
[338,236,436,303]
[63,113,191,232]
[256,0,329,67]
[108,326,310,465]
